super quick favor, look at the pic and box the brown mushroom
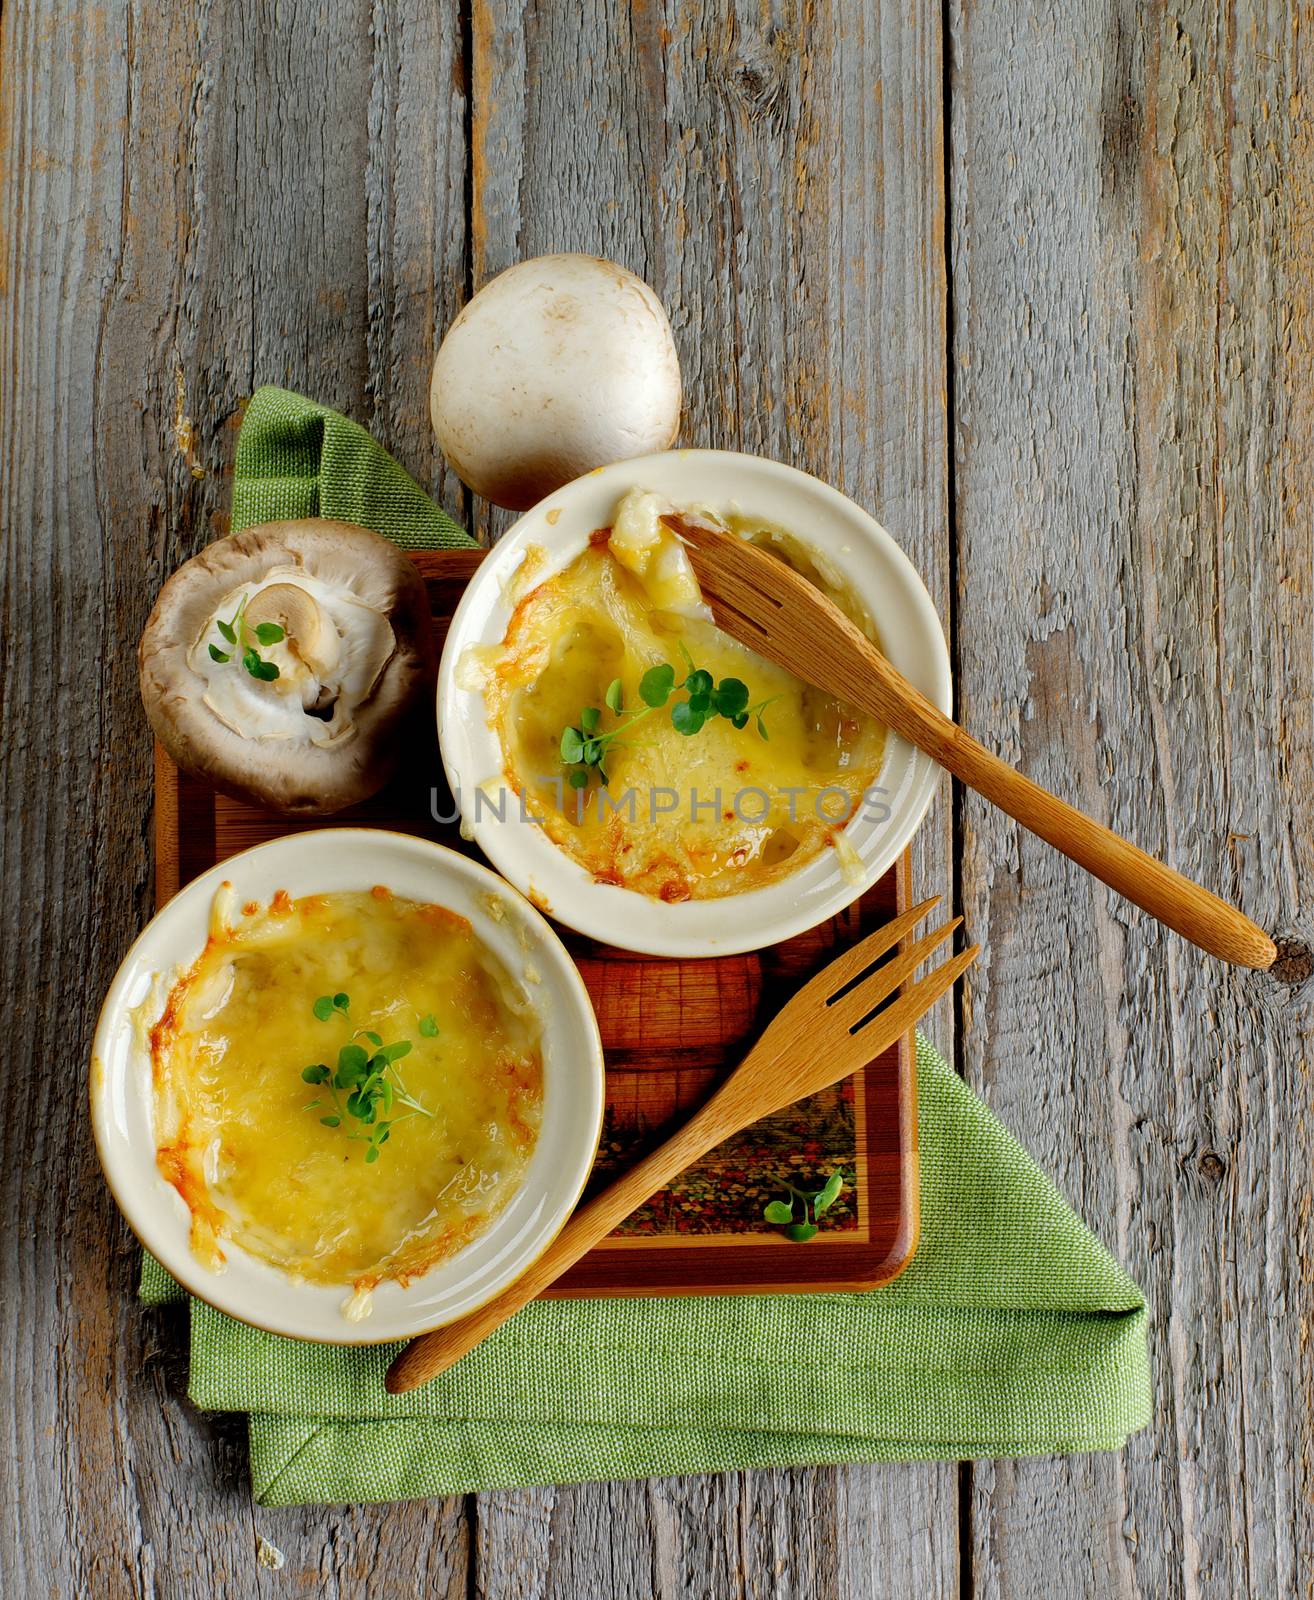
[139,520,436,816]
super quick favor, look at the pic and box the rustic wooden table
[4,3,1312,1596]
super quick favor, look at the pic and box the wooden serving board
[153,549,918,1297]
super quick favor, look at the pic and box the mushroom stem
[245,583,340,676]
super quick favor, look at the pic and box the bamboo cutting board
[153,549,918,1297]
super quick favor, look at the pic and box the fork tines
[864,942,978,1041]
[825,913,964,1033]
[788,897,975,1048]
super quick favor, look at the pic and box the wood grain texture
[948,1,1314,1597]
[473,1467,963,1600]
[465,0,956,1594]
[23,0,1314,1590]
[5,0,954,1585]
[1,1,472,1594]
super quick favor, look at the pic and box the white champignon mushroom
[139,520,437,816]
[430,254,682,510]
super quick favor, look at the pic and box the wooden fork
[664,513,1276,972]
[385,897,976,1394]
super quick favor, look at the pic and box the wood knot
[1269,938,1314,987]
[726,42,784,119]
[1196,1149,1227,1185]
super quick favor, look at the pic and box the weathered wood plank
[949,1,1314,1596]
[476,1466,961,1600]
[28,0,1311,1590]
[1,1,471,1595]
[466,1,956,1595]
[0,6,161,1594]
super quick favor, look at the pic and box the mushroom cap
[431,254,682,511]
[139,519,436,816]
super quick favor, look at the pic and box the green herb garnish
[207,593,284,681]
[299,992,436,1163]
[763,1171,845,1242]
[559,645,779,789]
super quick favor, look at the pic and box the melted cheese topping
[150,888,542,1302]
[606,490,708,616]
[484,491,886,901]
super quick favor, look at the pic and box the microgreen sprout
[207,592,285,682]
[559,644,779,789]
[762,1170,845,1242]
[299,992,438,1164]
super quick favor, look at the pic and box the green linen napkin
[142,386,1150,1506]
[231,386,472,550]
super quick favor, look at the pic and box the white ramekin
[90,829,604,1344]
[438,449,951,957]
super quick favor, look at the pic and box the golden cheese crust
[150,888,542,1295]
[484,504,886,901]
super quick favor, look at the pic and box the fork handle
[384,1090,739,1393]
[852,651,1275,970]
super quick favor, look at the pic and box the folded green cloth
[231,386,472,551]
[142,386,1150,1506]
